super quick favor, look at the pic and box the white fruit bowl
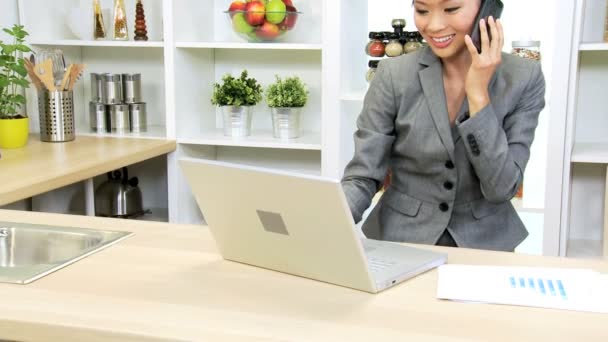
[225,7,300,42]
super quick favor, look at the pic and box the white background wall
[368,0,555,210]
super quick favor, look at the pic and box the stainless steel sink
[0,221,133,284]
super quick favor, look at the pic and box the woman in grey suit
[341,0,546,251]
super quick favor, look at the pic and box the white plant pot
[271,107,301,139]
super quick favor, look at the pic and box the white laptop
[179,159,447,293]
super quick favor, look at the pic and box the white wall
[367,0,554,210]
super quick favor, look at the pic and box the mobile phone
[470,0,504,53]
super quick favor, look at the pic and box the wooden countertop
[0,135,176,205]
[0,210,607,341]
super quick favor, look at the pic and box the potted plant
[0,24,32,149]
[211,70,262,137]
[265,75,308,139]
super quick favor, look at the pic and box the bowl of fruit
[226,0,300,42]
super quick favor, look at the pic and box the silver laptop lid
[179,158,377,292]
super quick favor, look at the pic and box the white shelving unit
[11,0,366,225]
[546,0,608,258]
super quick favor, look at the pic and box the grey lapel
[418,47,455,161]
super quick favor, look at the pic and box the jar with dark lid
[404,32,424,53]
[385,33,403,57]
[368,33,385,57]
[365,31,377,55]
[366,60,380,83]
[391,19,406,35]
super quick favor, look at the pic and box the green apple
[232,13,254,33]
[265,0,286,24]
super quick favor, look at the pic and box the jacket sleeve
[341,61,398,222]
[455,62,546,203]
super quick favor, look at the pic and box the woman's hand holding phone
[464,16,504,117]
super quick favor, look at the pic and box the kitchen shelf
[78,125,167,140]
[29,40,165,48]
[579,42,608,51]
[570,142,608,163]
[178,130,322,150]
[175,42,322,50]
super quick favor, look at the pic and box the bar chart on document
[436,265,608,313]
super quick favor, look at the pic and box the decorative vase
[221,105,253,137]
[0,117,29,149]
[271,107,301,139]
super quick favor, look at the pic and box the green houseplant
[265,75,308,139]
[211,70,262,137]
[0,24,32,149]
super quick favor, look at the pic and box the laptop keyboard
[367,257,398,273]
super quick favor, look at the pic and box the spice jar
[364,32,377,55]
[391,19,406,36]
[368,33,385,57]
[403,32,418,53]
[366,60,380,83]
[511,40,541,61]
[385,33,404,57]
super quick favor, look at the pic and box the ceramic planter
[0,117,29,149]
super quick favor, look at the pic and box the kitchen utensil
[23,58,43,91]
[59,64,73,91]
[122,73,142,103]
[37,90,75,142]
[34,59,56,91]
[129,103,147,133]
[36,48,65,87]
[94,167,144,218]
[67,64,86,91]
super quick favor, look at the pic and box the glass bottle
[366,60,379,83]
[385,33,403,57]
[511,40,541,61]
[113,0,129,40]
[93,0,106,40]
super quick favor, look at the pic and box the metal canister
[101,73,122,104]
[122,73,142,104]
[129,102,147,133]
[89,101,108,132]
[90,73,103,102]
[108,104,130,134]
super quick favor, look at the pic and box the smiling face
[413,0,480,60]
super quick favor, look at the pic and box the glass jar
[368,33,385,58]
[113,0,128,40]
[511,40,541,61]
[93,0,106,40]
[366,60,380,83]
[364,32,377,55]
[391,18,406,36]
[385,33,403,57]
[403,32,421,53]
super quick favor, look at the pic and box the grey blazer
[341,46,546,252]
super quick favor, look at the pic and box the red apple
[228,0,246,12]
[256,21,280,40]
[283,0,294,6]
[278,5,298,31]
[245,1,266,26]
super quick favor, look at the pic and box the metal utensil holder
[38,90,75,142]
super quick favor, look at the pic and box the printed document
[437,264,608,314]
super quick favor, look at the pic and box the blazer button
[443,181,454,190]
[439,202,449,212]
[467,133,475,142]
[445,160,454,169]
